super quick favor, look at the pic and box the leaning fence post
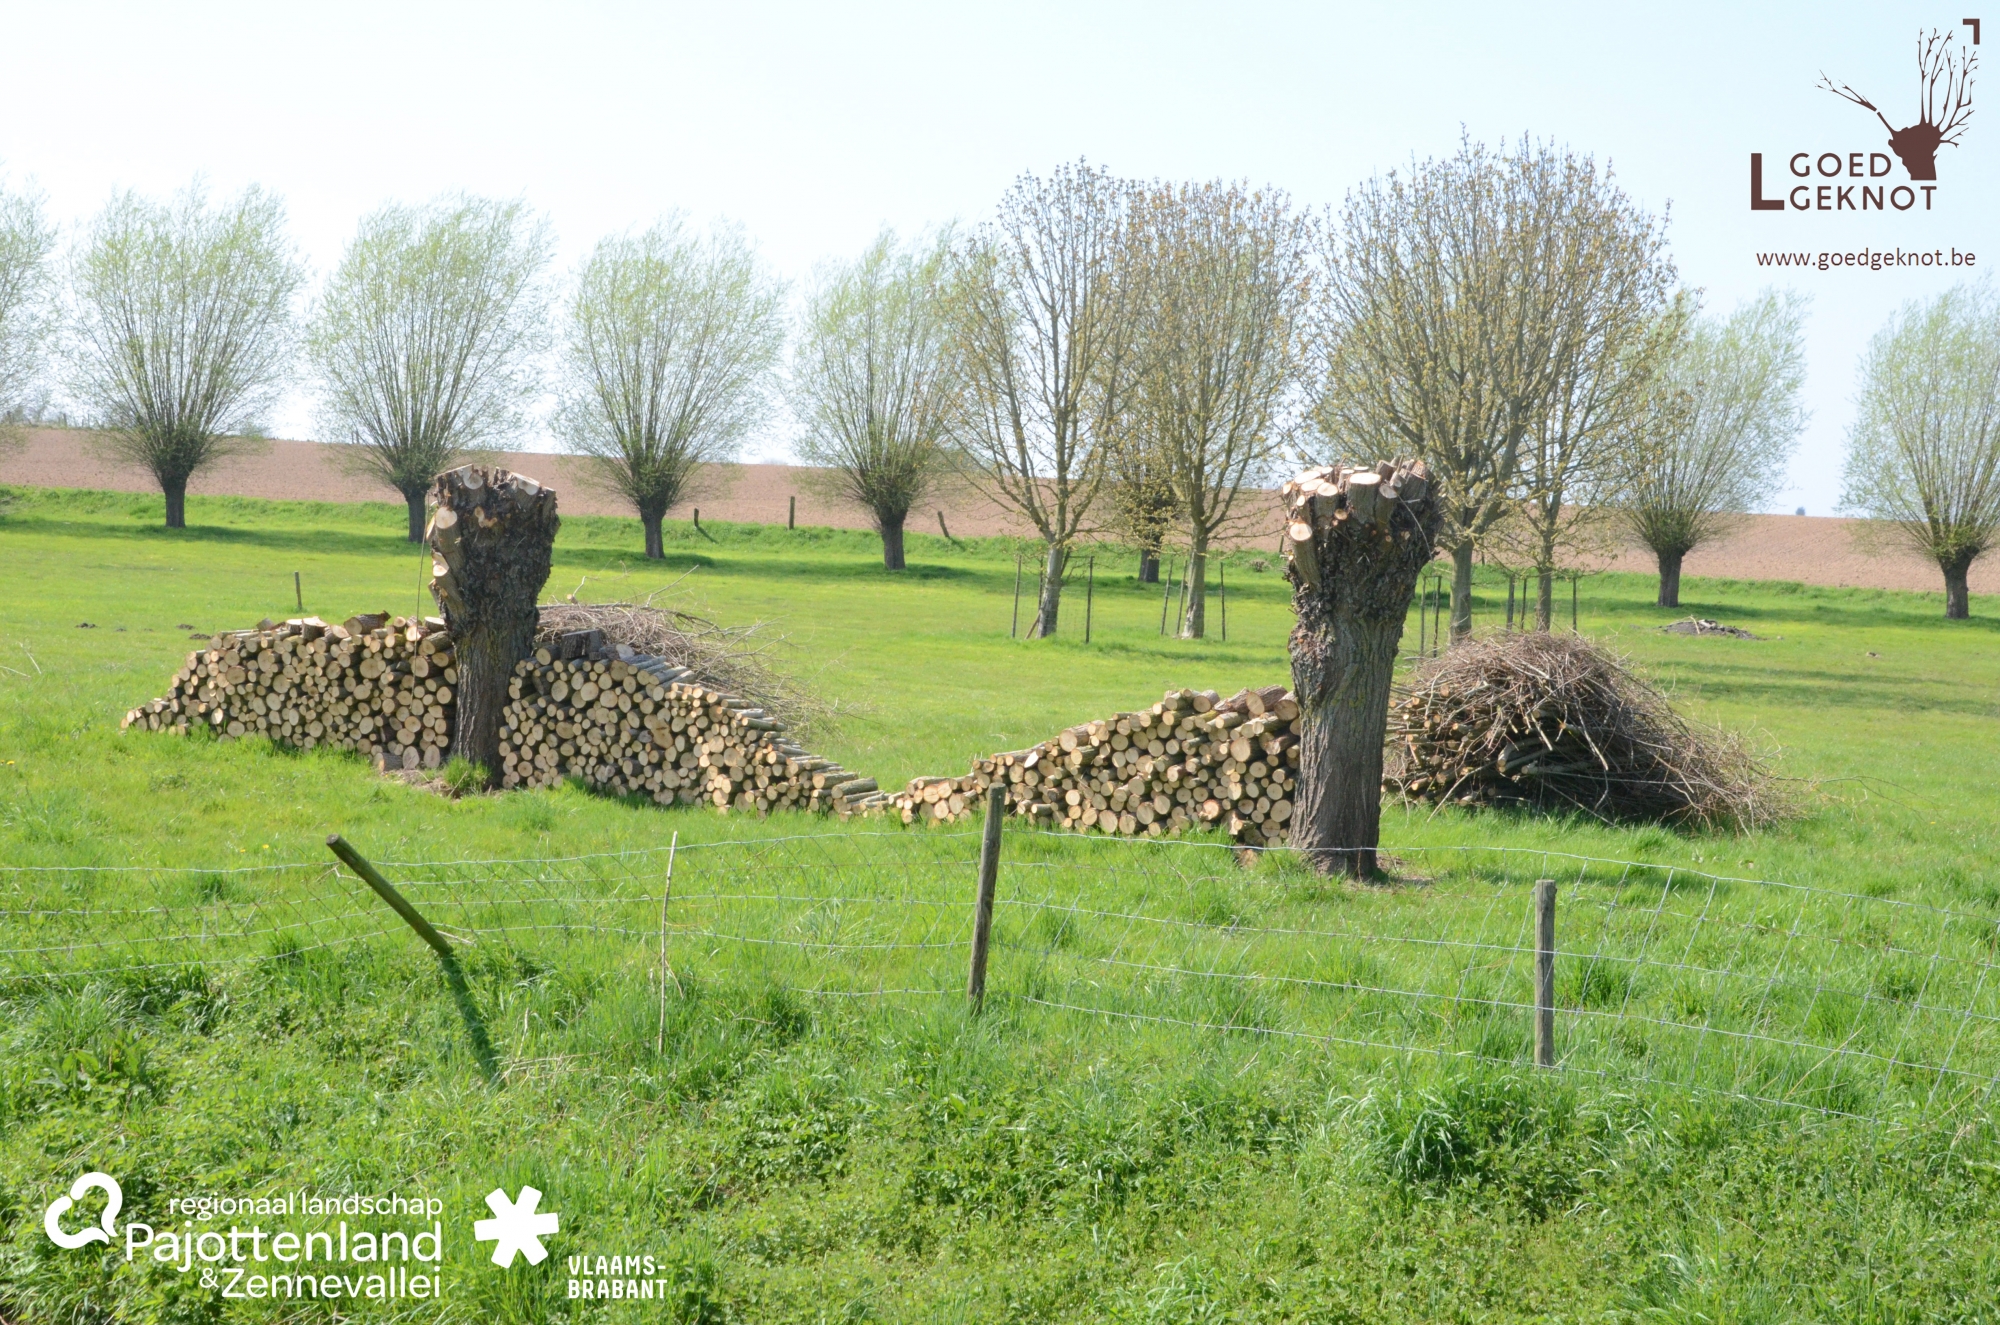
[968,784,1005,1013]
[1084,555,1095,644]
[657,830,679,1055]
[326,834,453,957]
[1534,878,1557,1067]
[1011,552,1023,638]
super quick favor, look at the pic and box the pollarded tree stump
[428,466,559,780]
[1284,460,1442,877]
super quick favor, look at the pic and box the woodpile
[121,613,458,771]
[496,634,888,816]
[891,686,1302,846]
[1385,632,1779,830]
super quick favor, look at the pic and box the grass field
[3,485,2000,1322]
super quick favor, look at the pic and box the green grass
[3,485,2000,1322]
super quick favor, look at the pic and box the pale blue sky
[2,0,1990,513]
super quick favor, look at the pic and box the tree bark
[428,466,559,784]
[1285,460,1442,877]
[1139,549,1160,584]
[1180,547,1208,638]
[1536,569,1554,632]
[403,488,427,543]
[879,511,908,571]
[1942,553,1974,620]
[640,505,666,560]
[162,476,188,530]
[1450,539,1474,640]
[1656,549,1684,608]
[1031,541,1065,637]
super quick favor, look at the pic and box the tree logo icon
[1820,26,1977,180]
[44,1173,122,1250]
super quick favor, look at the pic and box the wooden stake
[657,830,679,1055]
[1219,561,1226,642]
[1506,576,1516,631]
[294,571,302,612]
[1084,556,1095,643]
[1571,576,1578,632]
[967,783,1005,1012]
[788,495,795,530]
[1159,557,1175,635]
[1011,552,1023,638]
[326,834,453,958]
[1174,561,1189,635]
[1534,878,1556,1068]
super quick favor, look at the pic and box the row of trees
[1,154,1987,622]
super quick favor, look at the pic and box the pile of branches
[535,598,825,734]
[1386,633,1779,830]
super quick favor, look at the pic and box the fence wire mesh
[3,830,1994,1121]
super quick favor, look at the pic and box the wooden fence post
[326,834,453,957]
[1534,878,1557,1067]
[788,495,795,530]
[1084,556,1095,643]
[294,571,303,612]
[1011,553,1023,638]
[967,784,1005,1012]
[1159,558,1175,635]
[1219,561,1226,641]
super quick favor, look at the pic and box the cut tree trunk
[1656,549,1684,608]
[1180,548,1208,638]
[428,466,559,782]
[879,512,908,571]
[1450,539,1474,640]
[403,488,427,543]
[641,507,666,560]
[1943,553,1974,620]
[163,475,188,530]
[1283,459,1441,877]
[1031,541,1065,638]
[1139,549,1160,584]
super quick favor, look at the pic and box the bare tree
[1821,27,1976,181]
[790,231,957,570]
[0,175,55,452]
[309,197,551,541]
[950,161,1142,636]
[1841,285,2000,619]
[66,184,302,528]
[1315,139,1611,639]
[1131,181,1312,637]
[1620,291,1810,607]
[1102,431,1177,582]
[557,219,783,559]
[1505,173,1677,629]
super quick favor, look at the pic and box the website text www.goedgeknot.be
[1755,247,1976,271]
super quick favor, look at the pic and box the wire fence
[3,828,1996,1121]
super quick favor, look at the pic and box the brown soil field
[1,428,1979,596]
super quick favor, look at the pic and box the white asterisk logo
[473,1185,559,1267]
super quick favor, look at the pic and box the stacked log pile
[121,614,458,770]
[496,639,890,816]
[890,686,1302,845]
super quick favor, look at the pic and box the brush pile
[536,599,821,733]
[122,614,458,770]
[1385,633,1776,829]
[497,633,885,815]
[892,686,1302,845]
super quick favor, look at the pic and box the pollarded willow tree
[557,220,784,559]
[1842,285,2000,619]
[0,176,55,448]
[1505,168,1678,630]
[1619,290,1810,607]
[790,231,958,570]
[1131,180,1312,638]
[309,197,552,541]
[951,161,1143,637]
[1316,138,1604,639]
[67,185,303,528]
[1102,431,1177,583]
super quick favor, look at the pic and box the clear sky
[2,0,1990,513]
